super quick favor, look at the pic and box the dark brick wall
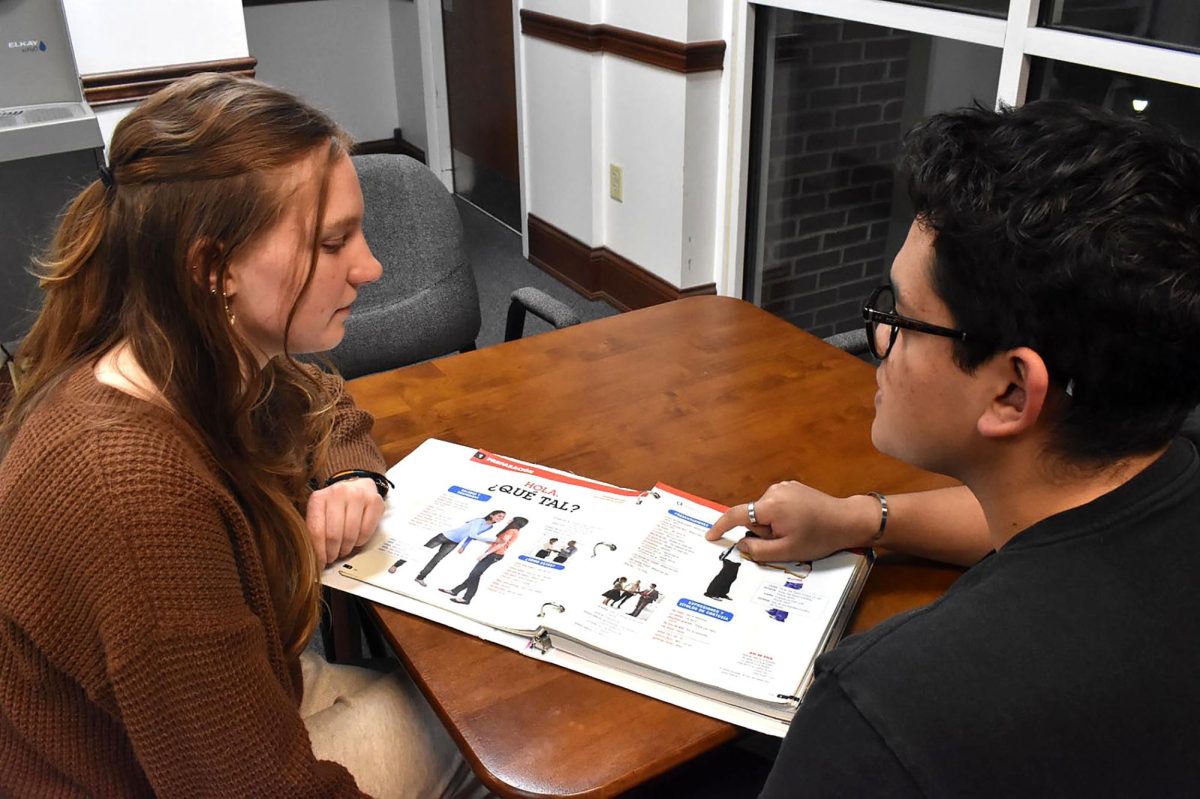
[758,14,912,338]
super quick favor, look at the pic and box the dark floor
[456,196,618,348]
[622,732,780,798]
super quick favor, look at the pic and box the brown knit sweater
[0,365,386,797]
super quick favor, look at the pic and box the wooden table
[346,296,960,798]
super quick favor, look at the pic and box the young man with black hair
[709,100,1200,795]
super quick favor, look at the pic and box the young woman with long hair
[0,74,481,797]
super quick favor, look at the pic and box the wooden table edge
[366,602,742,798]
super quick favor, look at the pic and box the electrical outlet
[609,164,624,202]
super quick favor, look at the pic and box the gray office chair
[0,340,19,416]
[824,328,870,357]
[330,154,579,379]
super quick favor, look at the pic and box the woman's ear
[187,238,230,295]
[977,347,1050,440]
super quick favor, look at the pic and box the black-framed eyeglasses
[861,284,967,360]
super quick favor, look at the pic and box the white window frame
[721,0,1200,297]
[764,0,1008,47]
[1022,28,1200,91]
[416,0,454,193]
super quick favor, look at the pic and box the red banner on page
[654,482,730,513]
[468,450,641,496]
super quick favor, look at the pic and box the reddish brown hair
[1,73,354,657]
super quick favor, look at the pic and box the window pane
[1040,1,1200,54]
[891,0,1007,17]
[1028,58,1200,148]
[744,9,1001,338]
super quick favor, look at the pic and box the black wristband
[324,469,394,499]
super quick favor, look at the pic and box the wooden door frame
[416,0,453,191]
[416,0,529,253]
[511,0,530,255]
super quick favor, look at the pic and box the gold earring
[221,290,236,326]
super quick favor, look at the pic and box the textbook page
[336,439,643,633]
[543,483,866,710]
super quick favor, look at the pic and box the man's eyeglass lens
[864,286,898,359]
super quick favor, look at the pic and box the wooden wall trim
[519,10,725,73]
[351,130,428,164]
[81,57,258,107]
[527,214,716,312]
[520,9,601,54]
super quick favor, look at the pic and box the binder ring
[592,542,617,557]
[537,602,565,618]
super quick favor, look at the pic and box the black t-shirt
[762,436,1200,797]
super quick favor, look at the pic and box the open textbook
[329,439,872,736]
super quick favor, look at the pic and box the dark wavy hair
[901,100,1200,463]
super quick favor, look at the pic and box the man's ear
[977,347,1049,439]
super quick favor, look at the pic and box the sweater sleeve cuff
[308,368,388,484]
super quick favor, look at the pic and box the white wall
[523,37,600,245]
[519,0,729,289]
[62,0,249,149]
[244,0,400,143]
[681,71,722,289]
[604,57,687,283]
[605,0,691,41]
[602,0,721,42]
[63,0,248,74]
[389,0,427,152]
[686,0,725,41]
[64,0,727,288]
[68,0,422,152]
[522,0,599,23]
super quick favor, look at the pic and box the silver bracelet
[866,491,888,544]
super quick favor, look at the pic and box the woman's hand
[705,481,881,563]
[305,478,385,567]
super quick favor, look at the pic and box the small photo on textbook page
[338,439,643,631]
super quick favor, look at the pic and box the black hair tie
[98,165,115,189]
